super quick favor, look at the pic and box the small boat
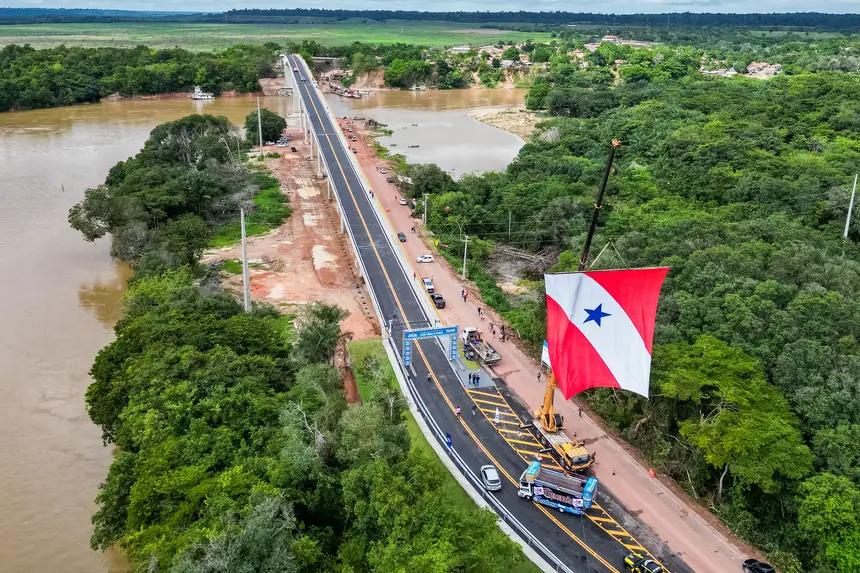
[191,86,214,100]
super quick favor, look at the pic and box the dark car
[743,560,775,573]
[397,232,407,242]
[386,176,394,183]
[623,554,663,573]
[430,293,446,308]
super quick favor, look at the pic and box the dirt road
[344,117,755,573]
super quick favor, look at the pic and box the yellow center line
[473,397,511,408]
[296,62,619,573]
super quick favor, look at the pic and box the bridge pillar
[328,177,333,200]
[316,151,321,177]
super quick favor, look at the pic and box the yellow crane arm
[535,370,561,432]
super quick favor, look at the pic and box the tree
[244,108,286,145]
[502,46,520,61]
[798,473,860,572]
[408,163,454,198]
[655,336,812,498]
[531,46,554,63]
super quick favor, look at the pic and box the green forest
[402,63,860,572]
[0,43,274,111]
[70,116,525,572]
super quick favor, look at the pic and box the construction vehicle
[461,327,501,365]
[517,461,597,515]
[521,140,623,473]
[522,369,595,472]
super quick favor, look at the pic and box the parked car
[742,560,775,573]
[351,147,358,153]
[397,232,406,242]
[386,176,394,183]
[422,278,435,293]
[293,67,298,72]
[399,198,407,205]
[623,554,663,573]
[291,147,297,153]
[430,293,446,308]
[480,465,502,491]
[416,254,434,263]
[379,168,387,174]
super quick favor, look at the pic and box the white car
[399,198,407,205]
[416,254,434,263]
[379,168,387,174]
[480,465,502,492]
[422,278,435,293]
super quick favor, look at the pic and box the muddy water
[327,88,529,177]
[0,88,524,573]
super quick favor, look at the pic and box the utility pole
[240,208,251,312]
[508,211,512,239]
[462,235,469,280]
[256,97,263,156]
[845,174,858,239]
[579,139,621,271]
[423,193,429,226]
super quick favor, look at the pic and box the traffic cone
[649,468,656,478]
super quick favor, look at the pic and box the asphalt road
[287,54,682,573]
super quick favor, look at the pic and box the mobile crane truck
[521,367,595,473]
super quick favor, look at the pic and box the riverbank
[467,107,540,140]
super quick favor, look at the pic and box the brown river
[0,88,526,573]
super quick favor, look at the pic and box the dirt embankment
[201,125,380,345]
[350,69,386,90]
[467,107,540,140]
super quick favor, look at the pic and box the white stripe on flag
[546,273,652,397]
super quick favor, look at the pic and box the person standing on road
[537,371,542,384]
[472,404,477,416]
[464,289,469,302]
[489,323,496,338]
[477,307,482,317]
[427,373,433,385]
[499,325,506,342]
[456,406,461,419]
[578,407,583,417]
[461,289,466,302]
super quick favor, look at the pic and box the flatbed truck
[518,461,598,515]
[461,327,501,365]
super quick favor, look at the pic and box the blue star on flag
[583,304,611,327]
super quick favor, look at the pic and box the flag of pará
[545,268,670,399]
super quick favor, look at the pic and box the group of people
[466,371,481,386]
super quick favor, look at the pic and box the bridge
[281,53,690,573]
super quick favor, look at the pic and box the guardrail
[287,55,576,573]
[294,56,445,328]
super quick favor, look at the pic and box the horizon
[2,4,859,16]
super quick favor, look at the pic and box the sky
[3,0,857,15]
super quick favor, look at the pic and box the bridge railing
[288,55,575,573]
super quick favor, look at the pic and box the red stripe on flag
[585,268,669,353]
[546,296,620,399]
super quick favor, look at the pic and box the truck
[517,461,598,515]
[461,327,501,365]
[522,366,595,473]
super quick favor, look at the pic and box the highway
[286,54,691,573]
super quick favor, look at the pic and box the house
[601,35,620,44]
[448,45,472,55]
[614,59,624,65]
[746,62,781,77]
[570,49,585,59]
[584,43,600,52]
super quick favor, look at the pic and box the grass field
[348,338,539,573]
[0,21,553,51]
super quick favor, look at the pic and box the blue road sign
[445,433,452,448]
[404,326,459,340]
[403,340,412,367]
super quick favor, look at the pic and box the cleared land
[0,21,553,50]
